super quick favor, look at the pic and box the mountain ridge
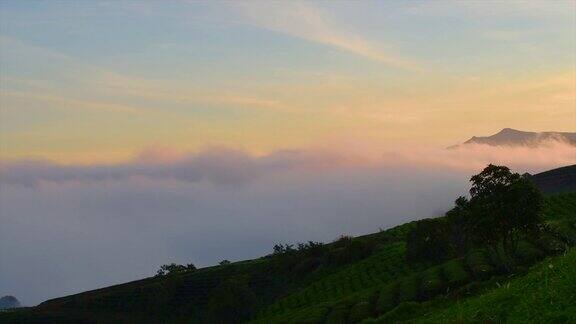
[527,164,576,194]
[451,128,576,148]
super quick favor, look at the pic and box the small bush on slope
[514,241,544,265]
[348,301,373,323]
[441,259,470,289]
[397,274,421,303]
[374,282,397,315]
[420,266,444,299]
[324,302,350,324]
[465,250,496,279]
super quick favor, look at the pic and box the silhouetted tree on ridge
[406,164,544,271]
[467,164,543,270]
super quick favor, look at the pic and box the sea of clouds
[0,141,573,305]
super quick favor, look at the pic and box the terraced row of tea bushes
[258,242,409,317]
[252,194,575,323]
[252,248,502,323]
[253,233,572,324]
[403,248,576,323]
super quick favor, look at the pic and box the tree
[205,279,257,324]
[466,164,543,270]
[0,295,21,309]
[406,218,454,266]
[445,196,471,256]
[155,263,196,277]
[219,260,231,266]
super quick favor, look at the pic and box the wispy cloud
[231,1,417,70]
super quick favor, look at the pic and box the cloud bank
[0,142,573,306]
[2,141,572,187]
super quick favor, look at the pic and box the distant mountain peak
[499,127,520,133]
[455,128,576,148]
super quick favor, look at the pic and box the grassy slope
[250,192,576,322]
[412,249,576,323]
[291,249,576,324]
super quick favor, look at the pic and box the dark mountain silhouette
[451,128,576,148]
[526,164,576,194]
[0,295,21,309]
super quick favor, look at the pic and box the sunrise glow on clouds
[0,1,574,164]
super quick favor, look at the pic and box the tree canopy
[467,164,543,260]
[155,263,196,277]
[405,164,544,270]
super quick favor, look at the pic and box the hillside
[409,248,576,323]
[453,128,576,147]
[2,170,575,323]
[528,164,576,194]
[250,191,576,324]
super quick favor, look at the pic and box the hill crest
[455,128,576,148]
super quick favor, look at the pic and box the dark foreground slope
[528,164,576,194]
[2,170,575,323]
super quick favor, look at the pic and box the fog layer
[0,142,572,305]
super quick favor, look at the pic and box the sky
[0,0,574,163]
[0,0,575,306]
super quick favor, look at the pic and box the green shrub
[441,259,471,289]
[325,303,349,324]
[288,304,330,324]
[453,280,485,298]
[550,221,576,244]
[514,241,544,265]
[536,233,566,254]
[397,274,420,303]
[466,250,496,279]
[358,319,378,324]
[377,302,422,322]
[374,283,397,315]
[348,301,373,323]
[420,266,445,299]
